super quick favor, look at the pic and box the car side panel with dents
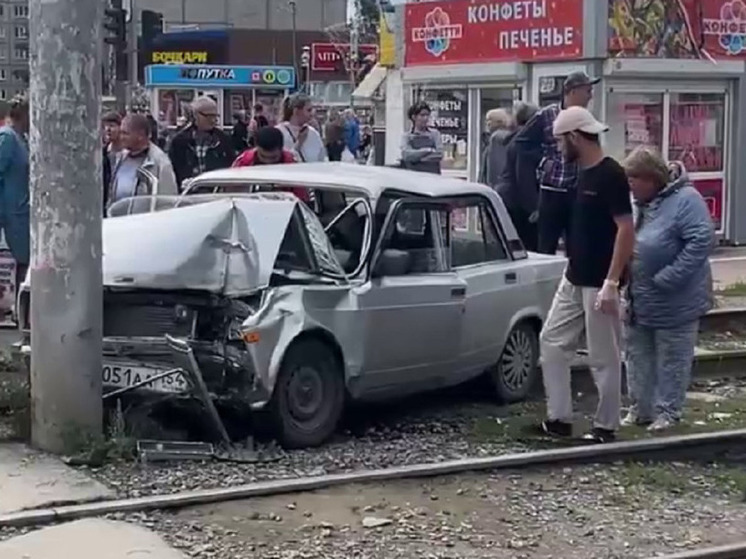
[239,284,363,409]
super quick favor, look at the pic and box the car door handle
[505,272,517,284]
[451,287,466,298]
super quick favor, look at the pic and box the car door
[449,195,527,377]
[352,198,466,396]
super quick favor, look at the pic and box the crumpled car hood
[103,196,297,296]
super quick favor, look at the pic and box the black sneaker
[581,427,616,444]
[540,419,573,438]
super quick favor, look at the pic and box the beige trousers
[539,276,623,431]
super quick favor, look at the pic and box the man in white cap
[538,106,635,444]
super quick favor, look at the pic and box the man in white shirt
[277,93,326,163]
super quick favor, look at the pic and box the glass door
[604,84,729,233]
[474,86,522,182]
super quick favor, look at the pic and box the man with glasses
[168,96,235,190]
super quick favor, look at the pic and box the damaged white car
[18,163,566,449]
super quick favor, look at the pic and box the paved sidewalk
[0,519,185,558]
[0,443,113,515]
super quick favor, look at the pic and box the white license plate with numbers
[102,363,189,394]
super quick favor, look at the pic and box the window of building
[13,6,29,18]
[606,92,664,160]
[0,5,4,17]
[450,198,508,267]
[0,90,7,100]
[14,25,27,39]
[12,68,28,84]
[0,27,7,39]
[412,87,469,172]
[13,46,28,60]
[0,70,6,81]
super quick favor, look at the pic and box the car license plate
[102,363,188,394]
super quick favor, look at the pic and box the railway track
[652,542,746,559]
[1,428,745,530]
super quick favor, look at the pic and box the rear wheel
[270,338,345,449]
[488,322,540,403]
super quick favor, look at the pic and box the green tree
[358,0,380,35]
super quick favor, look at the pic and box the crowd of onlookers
[100,93,374,214]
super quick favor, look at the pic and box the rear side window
[450,198,508,267]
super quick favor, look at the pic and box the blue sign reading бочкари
[144,64,296,89]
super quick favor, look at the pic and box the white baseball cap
[553,106,609,136]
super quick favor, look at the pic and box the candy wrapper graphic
[424,7,452,57]
[718,0,746,54]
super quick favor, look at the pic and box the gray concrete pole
[29,0,103,453]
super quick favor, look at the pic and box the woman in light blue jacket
[621,147,715,432]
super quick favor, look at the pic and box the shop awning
[352,64,387,101]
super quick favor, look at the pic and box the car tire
[488,321,540,403]
[270,338,345,449]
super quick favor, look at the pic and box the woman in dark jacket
[324,111,346,162]
[498,101,540,251]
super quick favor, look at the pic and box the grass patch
[616,461,746,499]
[0,371,30,441]
[470,394,746,446]
[715,281,746,297]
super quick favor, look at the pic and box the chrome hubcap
[500,329,534,392]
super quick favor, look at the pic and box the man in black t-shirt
[538,106,635,444]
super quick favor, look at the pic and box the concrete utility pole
[29,0,104,453]
[289,0,298,84]
[349,0,361,108]
[127,0,138,107]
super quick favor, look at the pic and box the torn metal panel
[103,196,296,296]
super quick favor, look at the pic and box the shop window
[224,90,253,127]
[414,88,468,172]
[156,89,195,127]
[255,91,283,126]
[606,92,663,161]
[478,88,517,168]
[538,76,565,108]
[668,93,725,173]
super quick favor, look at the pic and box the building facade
[384,0,746,244]
[139,0,346,32]
[0,0,29,101]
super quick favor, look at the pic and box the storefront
[400,0,585,179]
[144,64,296,129]
[603,0,744,238]
[391,0,746,243]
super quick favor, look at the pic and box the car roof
[189,162,494,199]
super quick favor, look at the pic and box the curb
[1,428,746,529]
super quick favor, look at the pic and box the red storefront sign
[609,0,746,59]
[404,0,583,66]
[311,43,378,72]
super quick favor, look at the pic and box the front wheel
[487,322,540,403]
[270,338,345,449]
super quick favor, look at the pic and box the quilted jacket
[626,162,715,329]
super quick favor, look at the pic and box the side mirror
[371,249,411,278]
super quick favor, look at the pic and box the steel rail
[1,428,745,529]
[649,542,746,559]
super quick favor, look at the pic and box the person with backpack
[514,71,599,254]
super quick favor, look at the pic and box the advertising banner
[311,43,378,72]
[609,0,746,59]
[144,64,296,89]
[404,0,584,66]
